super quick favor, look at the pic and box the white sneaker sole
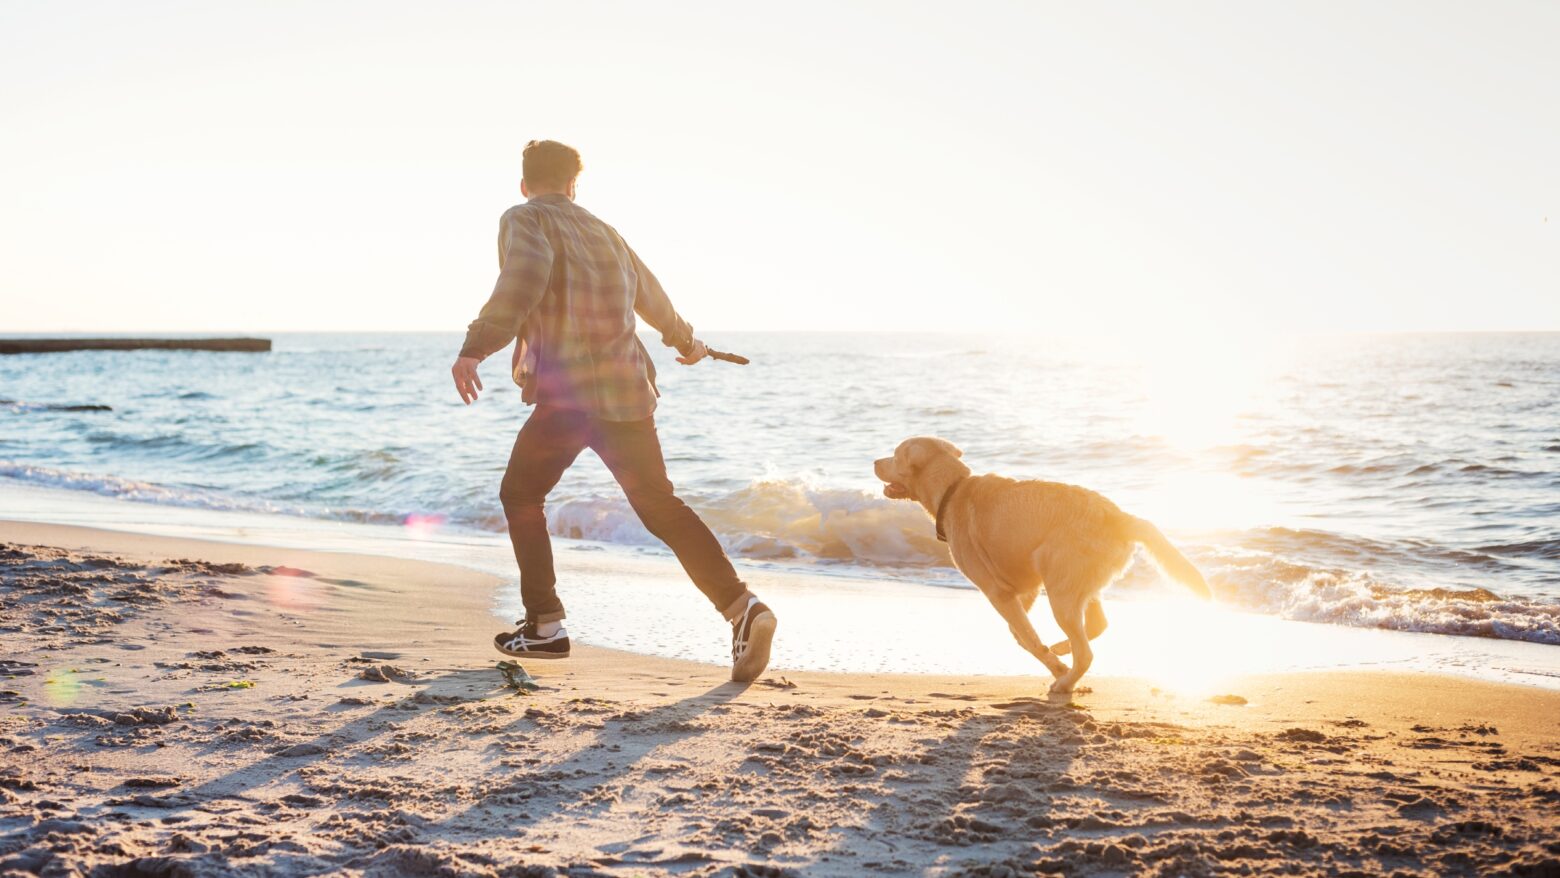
[493,635,570,659]
[494,646,570,660]
[731,611,777,683]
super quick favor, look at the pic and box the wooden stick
[706,348,750,365]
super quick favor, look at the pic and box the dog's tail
[1129,517,1212,599]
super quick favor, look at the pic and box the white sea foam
[548,479,952,568]
[0,462,251,510]
[0,461,384,524]
[1210,565,1560,646]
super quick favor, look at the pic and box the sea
[2,332,1557,682]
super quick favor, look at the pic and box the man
[451,139,777,683]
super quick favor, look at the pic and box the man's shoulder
[502,199,610,229]
[500,203,542,224]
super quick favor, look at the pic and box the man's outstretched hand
[676,339,708,366]
[452,356,484,404]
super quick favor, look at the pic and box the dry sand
[1,519,1557,877]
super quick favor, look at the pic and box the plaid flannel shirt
[459,195,694,422]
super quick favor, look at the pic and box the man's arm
[461,209,554,360]
[626,245,704,363]
[452,209,554,403]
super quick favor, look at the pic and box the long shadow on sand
[418,679,754,869]
[423,685,1091,875]
[22,668,1097,876]
[51,668,503,824]
[46,669,762,873]
[787,693,1088,875]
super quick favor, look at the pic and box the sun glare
[1132,469,1284,534]
[1101,599,1244,696]
[1127,332,1286,452]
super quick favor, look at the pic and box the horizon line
[4,328,1560,338]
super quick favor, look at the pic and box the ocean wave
[1475,538,1560,561]
[1236,526,1534,575]
[0,460,951,571]
[78,430,270,464]
[1232,450,1559,489]
[0,461,278,512]
[0,461,403,529]
[549,480,954,569]
[1195,549,1560,645]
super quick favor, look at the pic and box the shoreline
[3,520,1559,875]
[2,484,1559,692]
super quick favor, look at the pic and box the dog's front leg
[985,592,1069,679]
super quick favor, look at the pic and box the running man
[450,139,776,682]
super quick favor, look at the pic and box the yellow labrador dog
[875,437,1210,694]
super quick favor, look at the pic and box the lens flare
[402,512,446,537]
[264,573,323,612]
[42,668,82,707]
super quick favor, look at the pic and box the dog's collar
[934,477,967,543]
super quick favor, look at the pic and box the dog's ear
[905,437,961,468]
[932,438,963,459]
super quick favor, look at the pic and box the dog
[875,437,1211,694]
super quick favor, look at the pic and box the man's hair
[523,139,583,189]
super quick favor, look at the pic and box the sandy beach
[1,520,1556,877]
[7,0,1560,872]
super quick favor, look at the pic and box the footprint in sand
[257,566,317,578]
[357,664,413,683]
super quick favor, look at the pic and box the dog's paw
[1048,678,1075,696]
[1049,639,1072,657]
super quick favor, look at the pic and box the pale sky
[1,0,1556,335]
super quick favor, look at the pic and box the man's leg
[588,416,758,619]
[499,406,590,624]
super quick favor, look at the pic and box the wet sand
[2,520,1557,877]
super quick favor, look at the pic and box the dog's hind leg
[1047,590,1093,695]
[983,590,1069,679]
[1049,599,1107,657]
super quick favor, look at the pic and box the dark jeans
[499,405,754,624]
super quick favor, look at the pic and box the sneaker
[730,598,777,683]
[494,619,570,660]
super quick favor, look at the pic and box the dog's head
[874,437,964,502]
